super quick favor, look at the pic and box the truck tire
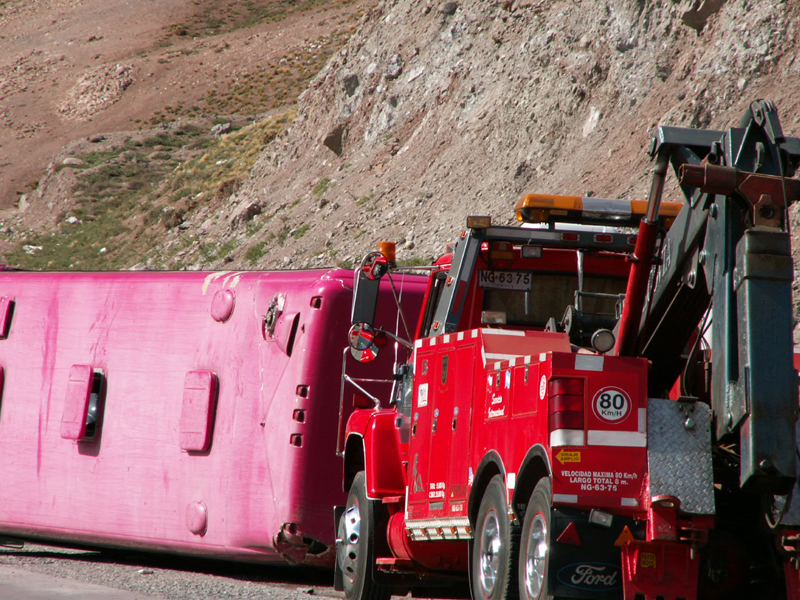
[518,478,561,600]
[337,472,391,600]
[472,475,519,600]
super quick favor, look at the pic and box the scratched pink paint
[0,267,426,565]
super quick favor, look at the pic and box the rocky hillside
[0,0,370,262]
[189,0,800,271]
[5,0,800,275]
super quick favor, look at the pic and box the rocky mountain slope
[186,0,800,272]
[0,0,368,215]
[5,0,800,278]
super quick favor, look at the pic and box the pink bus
[0,267,426,565]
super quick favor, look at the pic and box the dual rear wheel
[338,472,558,600]
[519,479,558,600]
[472,475,518,600]
[472,476,559,600]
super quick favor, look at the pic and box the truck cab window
[483,273,626,327]
[392,364,413,443]
[419,271,448,338]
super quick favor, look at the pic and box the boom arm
[621,100,800,492]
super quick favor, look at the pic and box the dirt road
[0,542,339,600]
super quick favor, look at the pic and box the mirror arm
[377,328,414,351]
[386,272,413,341]
[342,374,381,409]
[389,265,440,273]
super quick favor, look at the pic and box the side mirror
[348,323,380,363]
[351,252,388,326]
[361,252,388,280]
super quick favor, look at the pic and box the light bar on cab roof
[514,194,682,229]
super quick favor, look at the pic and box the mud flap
[333,505,344,592]
[548,507,640,599]
[467,538,474,599]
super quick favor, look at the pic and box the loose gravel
[0,542,339,600]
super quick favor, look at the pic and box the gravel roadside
[0,542,339,600]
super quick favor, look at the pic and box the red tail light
[489,242,515,268]
[549,377,585,431]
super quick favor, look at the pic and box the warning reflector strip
[588,430,647,447]
[550,429,585,447]
[486,353,519,363]
[553,493,578,504]
[575,355,604,371]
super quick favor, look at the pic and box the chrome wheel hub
[479,510,502,596]
[338,501,361,585]
[524,513,548,600]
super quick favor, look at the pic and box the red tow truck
[335,101,800,600]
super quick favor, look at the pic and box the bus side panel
[0,269,427,565]
[0,272,265,555]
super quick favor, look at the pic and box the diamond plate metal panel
[648,398,715,515]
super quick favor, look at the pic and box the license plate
[478,270,532,291]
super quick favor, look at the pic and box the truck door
[406,343,475,520]
[407,349,435,520]
[444,344,474,514]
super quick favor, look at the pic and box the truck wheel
[519,478,559,600]
[337,472,391,600]
[472,475,518,600]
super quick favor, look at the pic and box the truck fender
[343,434,366,493]
[510,444,551,522]
[467,450,507,526]
[343,412,405,497]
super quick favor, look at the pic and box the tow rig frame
[336,101,800,600]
